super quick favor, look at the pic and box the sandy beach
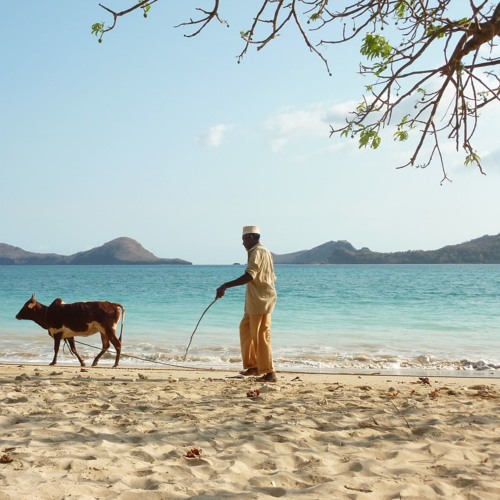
[1,363,499,499]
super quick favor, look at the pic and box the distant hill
[272,233,500,264]
[272,240,357,264]
[0,237,191,265]
[4,233,500,265]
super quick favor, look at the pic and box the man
[216,226,278,382]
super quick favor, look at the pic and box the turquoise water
[1,264,499,375]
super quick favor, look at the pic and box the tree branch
[93,0,500,177]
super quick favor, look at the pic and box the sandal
[239,368,258,376]
[256,372,278,383]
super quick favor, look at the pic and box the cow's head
[15,294,38,320]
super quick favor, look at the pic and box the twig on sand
[389,399,411,430]
[344,485,373,493]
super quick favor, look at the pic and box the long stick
[183,297,218,361]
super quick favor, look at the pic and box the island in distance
[272,233,500,264]
[0,237,191,265]
[2,232,500,265]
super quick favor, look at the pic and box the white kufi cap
[242,225,260,235]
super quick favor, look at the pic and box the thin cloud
[197,124,233,148]
[482,147,500,172]
[265,101,358,151]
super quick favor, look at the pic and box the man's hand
[215,273,251,299]
[216,285,226,299]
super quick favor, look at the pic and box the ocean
[1,264,499,377]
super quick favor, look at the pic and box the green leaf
[360,33,392,60]
[373,62,388,76]
[394,129,409,142]
[395,1,408,19]
[358,129,381,149]
[240,30,252,41]
[356,101,367,112]
[426,23,445,39]
[91,22,105,37]
[464,151,481,166]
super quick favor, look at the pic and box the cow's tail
[118,304,125,342]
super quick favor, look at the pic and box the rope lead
[183,297,218,361]
[71,297,219,368]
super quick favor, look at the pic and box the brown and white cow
[15,294,125,367]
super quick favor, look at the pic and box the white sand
[1,363,499,499]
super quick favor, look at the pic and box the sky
[1,1,499,264]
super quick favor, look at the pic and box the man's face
[242,234,256,250]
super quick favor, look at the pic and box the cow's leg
[92,334,110,367]
[107,331,122,368]
[50,332,63,366]
[67,337,86,366]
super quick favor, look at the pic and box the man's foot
[256,372,278,383]
[239,368,258,376]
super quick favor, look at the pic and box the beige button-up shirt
[244,242,277,315]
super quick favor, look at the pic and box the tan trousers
[239,312,275,375]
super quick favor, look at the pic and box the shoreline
[1,363,499,498]
[1,360,499,380]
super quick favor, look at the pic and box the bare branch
[97,1,158,34]
[93,0,500,177]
